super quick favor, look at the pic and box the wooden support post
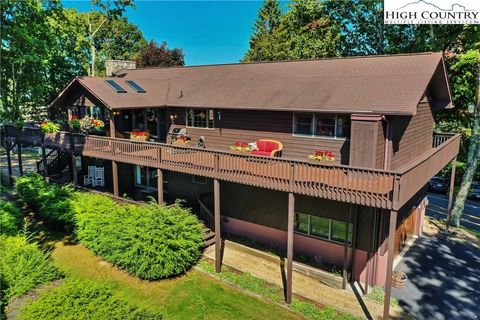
[286,192,295,304]
[214,179,222,272]
[109,112,115,138]
[157,169,164,204]
[383,210,398,320]
[71,155,78,185]
[112,161,119,196]
[41,146,48,176]
[446,157,457,223]
[342,208,352,289]
[17,143,23,175]
[6,142,13,185]
[110,111,119,196]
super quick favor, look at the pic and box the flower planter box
[392,271,407,288]
[130,136,148,141]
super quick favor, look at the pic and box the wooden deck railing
[394,133,461,210]
[3,125,84,154]
[81,135,398,209]
[3,125,460,210]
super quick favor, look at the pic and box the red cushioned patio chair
[251,139,283,157]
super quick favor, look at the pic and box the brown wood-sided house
[4,52,460,319]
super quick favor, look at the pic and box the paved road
[392,230,480,319]
[427,193,480,232]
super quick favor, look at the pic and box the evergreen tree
[242,0,340,62]
[243,0,283,62]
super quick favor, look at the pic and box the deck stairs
[197,193,215,248]
[37,150,70,176]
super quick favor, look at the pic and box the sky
[62,1,264,66]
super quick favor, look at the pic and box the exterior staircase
[37,150,70,176]
[197,193,215,248]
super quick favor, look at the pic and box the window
[295,213,309,234]
[310,216,330,239]
[105,80,127,93]
[293,114,313,135]
[187,109,214,129]
[192,175,207,185]
[134,165,157,188]
[293,114,350,139]
[295,212,353,245]
[125,80,146,93]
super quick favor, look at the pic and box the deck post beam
[383,209,398,320]
[6,142,13,185]
[71,154,78,185]
[214,179,222,273]
[157,169,164,204]
[41,134,48,176]
[286,192,295,304]
[446,156,457,223]
[17,143,23,175]
[342,208,352,289]
[110,111,119,196]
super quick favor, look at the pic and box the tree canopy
[136,40,185,68]
[0,0,181,121]
[242,0,340,62]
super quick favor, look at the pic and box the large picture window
[186,109,214,129]
[295,212,353,245]
[293,114,350,138]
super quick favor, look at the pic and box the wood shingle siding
[168,108,350,164]
[390,98,434,169]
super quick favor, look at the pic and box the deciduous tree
[135,40,184,68]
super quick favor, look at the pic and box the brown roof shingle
[50,52,452,115]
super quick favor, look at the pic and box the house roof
[50,52,452,115]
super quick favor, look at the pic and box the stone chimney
[106,60,136,77]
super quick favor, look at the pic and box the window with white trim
[294,213,353,245]
[186,109,214,129]
[293,114,350,138]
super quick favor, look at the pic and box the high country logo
[384,0,480,24]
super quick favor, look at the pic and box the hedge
[15,173,75,227]
[19,279,163,320]
[15,175,204,279]
[75,200,204,279]
[0,236,60,312]
[0,200,22,236]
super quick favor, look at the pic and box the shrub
[0,236,60,307]
[15,173,75,227]
[15,173,47,205]
[70,192,119,217]
[0,200,22,236]
[19,279,162,320]
[37,184,75,227]
[75,199,203,279]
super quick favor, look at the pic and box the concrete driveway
[392,221,480,320]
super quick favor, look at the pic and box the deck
[2,125,460,210]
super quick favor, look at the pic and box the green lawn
[51,242,301,320]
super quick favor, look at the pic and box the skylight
[105,80,127,93]
[125,80,146,93]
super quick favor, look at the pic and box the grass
[365,286,398,307]
[50,241,301,319]
[197,260,360,320]
[426,216,480,239]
